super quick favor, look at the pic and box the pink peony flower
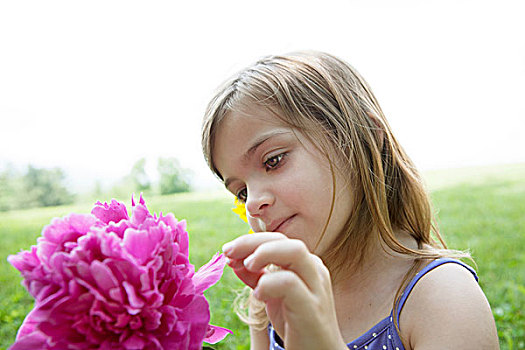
[8,195,232,350]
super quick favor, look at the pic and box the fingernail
[244,255,254,268]
[222,242,233,253]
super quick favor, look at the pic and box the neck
[330,229,419,297]
[328,230,420,342]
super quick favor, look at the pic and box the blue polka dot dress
[268,258,478,350]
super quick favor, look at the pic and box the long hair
[201,51,469,333]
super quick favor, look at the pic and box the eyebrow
[223,130,292,189]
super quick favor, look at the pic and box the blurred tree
[22,165,74,207]
[157,157,191,195]
[129,158,151,192]
[0,165,17,211]
[92,180,104,198]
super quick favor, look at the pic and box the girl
[201,51,499,350]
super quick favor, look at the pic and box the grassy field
[0,164,523,349]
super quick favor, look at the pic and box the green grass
[428,165,525,349]
[1,164,524,349]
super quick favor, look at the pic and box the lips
[268,214,296,233]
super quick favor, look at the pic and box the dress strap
[394,258,478,327]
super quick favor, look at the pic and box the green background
[1,165,523,349]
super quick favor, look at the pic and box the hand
[222,232,348,350]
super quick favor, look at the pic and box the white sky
[1,0,524,192]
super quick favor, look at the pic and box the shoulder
[400,261,499,350]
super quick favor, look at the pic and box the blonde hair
[201,51,469,332]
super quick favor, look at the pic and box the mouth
[269,214,297,233]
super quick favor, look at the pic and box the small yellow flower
[232,198,254,233]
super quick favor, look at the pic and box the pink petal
[36,241,58,266]
[91,199,128,224]
[142,308,162,330]
[122,228,159,265]
[90,260,119,294]
[16,308,40,339]
[122,334,146,349]
[67,213,99,234]
[123,281,145,311]
[10,330,49,350]
[173,220,189,257]
[203,324,233,344]
[129,194,150,226]
[159,213,177,230]
[7,247,40,274]
[41,217,71,243]
[193,253,226,294]
[108,287,124,303]
[179,295,209,324]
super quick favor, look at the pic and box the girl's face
[212,106,354,254]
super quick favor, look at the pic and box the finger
[253,270,311,310]
[222,232,287,259]
[244,238,327,292]
[225,257,243,269]
[229,259,264,289]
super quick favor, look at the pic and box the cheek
[287,162,332,205]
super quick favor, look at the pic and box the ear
[367,111,385,150]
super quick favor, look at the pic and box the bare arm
[401,263,499,350]
[250,326,270,350]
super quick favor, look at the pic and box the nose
[245,185,274,218]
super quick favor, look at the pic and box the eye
[236,188,247,203]
[264,153,285,170]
